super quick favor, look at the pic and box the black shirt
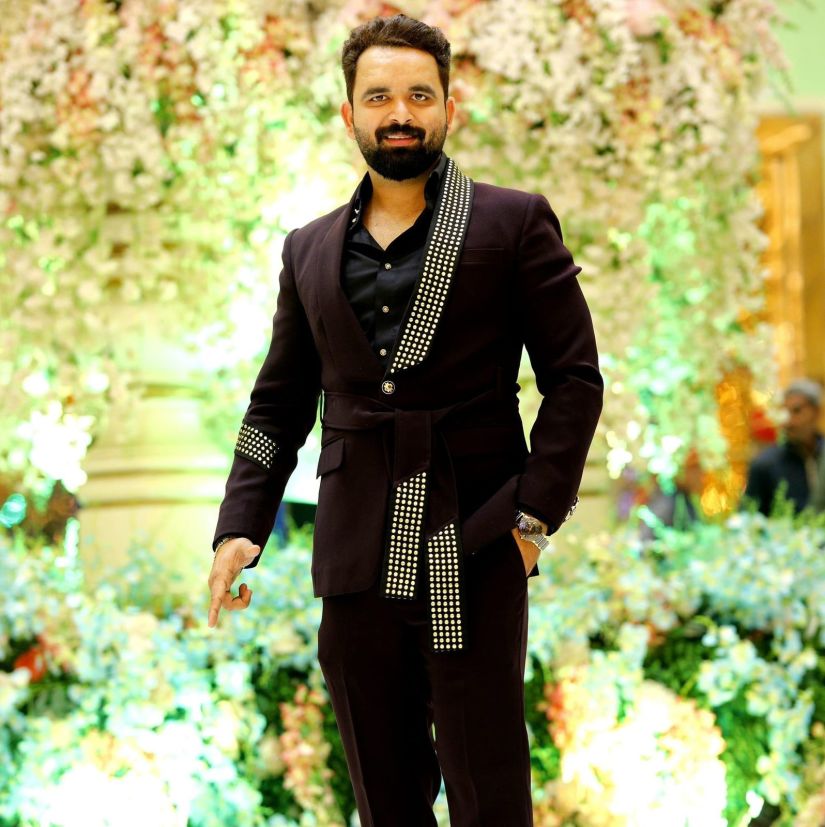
[341,153,448,370]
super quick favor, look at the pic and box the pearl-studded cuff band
[234,420,279,470]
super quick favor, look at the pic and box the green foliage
[643,621,711,697]
[800,654,825,732]
[250,663,306,820]
[525,656,562,783]
[715,691,772,825]
[643,627,771,824]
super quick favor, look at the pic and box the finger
[208,573,232,628]
[225,584,253,611]
[210,578,230,608]
[208,593,223,628]
[209,569,230,593]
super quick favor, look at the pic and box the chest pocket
[460,247,508,266]
[316,437,345,477]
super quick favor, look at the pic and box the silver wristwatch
[515,510,550,552]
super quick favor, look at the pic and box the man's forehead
[354,46,441,86]
[785,393,815,410]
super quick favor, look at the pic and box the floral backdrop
[0,0,816,825]
[0,0,790,491]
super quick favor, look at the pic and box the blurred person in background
[743,378,823,515]
[639,447,704,540]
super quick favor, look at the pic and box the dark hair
[341,14,451,104]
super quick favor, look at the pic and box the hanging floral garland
[0,0,790,489]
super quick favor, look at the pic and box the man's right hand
[207,537,261,628]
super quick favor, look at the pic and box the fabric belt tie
[321,386,501,654]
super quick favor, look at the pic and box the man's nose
[387,99,413,124]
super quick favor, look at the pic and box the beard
[353,121,447,181]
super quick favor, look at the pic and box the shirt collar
[349,152,448,232]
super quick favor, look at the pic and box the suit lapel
[384,158,474,379]
[313,193,385,382]
[313,157,474,384]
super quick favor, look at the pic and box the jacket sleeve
[212,229,321,568]
[461,193,603,553]
[742,456,773,516]
[815,451,825,513]
[512,193,604,527]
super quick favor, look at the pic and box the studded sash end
[427,521,466,653]
[234,420,279,470]
[380,471,427,600]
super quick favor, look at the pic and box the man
[639,448,703,541]
[207,14,602,826]
[743,378,823,515]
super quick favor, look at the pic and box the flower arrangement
[543,664,728,825]
[2,507,825,825]
[794,727,825,827]
[0,524,322,826]
[1,0,792,492]
[525,510,825,824]
[278,683,345,825]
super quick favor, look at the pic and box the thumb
[242,544,261,563]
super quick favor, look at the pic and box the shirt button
[379,348,388,356]
[384,263,392,270]
[381,305,390,313]
[382,380,396,395]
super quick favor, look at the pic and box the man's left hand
[510,527,541,576]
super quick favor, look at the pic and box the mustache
[375,124,426,142]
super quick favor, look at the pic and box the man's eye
[412,93,428,101]
[370,95,387,102]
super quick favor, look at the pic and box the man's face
[783,392,819,444]
[341,46,455,181]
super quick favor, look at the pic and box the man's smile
[382,134,421,145]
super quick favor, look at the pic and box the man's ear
[341,100,355,140]
[445,96,456,133]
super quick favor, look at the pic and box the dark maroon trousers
[317,532,533,827]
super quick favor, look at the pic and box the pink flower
[626,0,672,36]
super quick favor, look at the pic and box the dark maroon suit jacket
[213,165,603,597]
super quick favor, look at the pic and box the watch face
[517,514,544,535]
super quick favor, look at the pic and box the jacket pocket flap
[316,438,345,477]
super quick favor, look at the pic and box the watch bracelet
[524,533,550,552]
[214,535,239,553]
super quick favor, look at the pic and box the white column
[78,303,230,602]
